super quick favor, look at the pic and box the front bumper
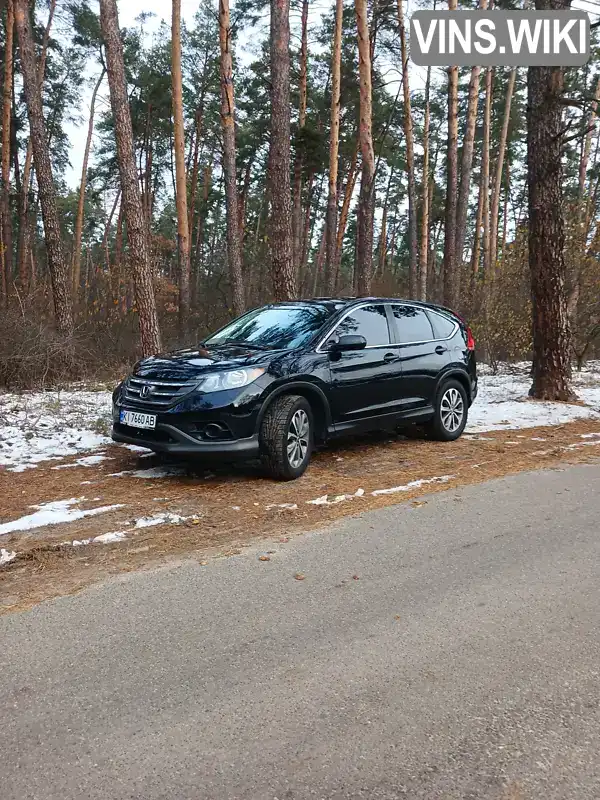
[112,422,260,459]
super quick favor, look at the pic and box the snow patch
[0,548,16,566]
[134,513,187,528]
[0,498,124,536]
[109,465,187,479]
[371,476,453,496]
[70,531,128,547]
[51,454,112,470]
[0,390,112,472]
[468,370,600,433]
[307,489,366,506]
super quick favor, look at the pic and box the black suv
[112,298,477,480]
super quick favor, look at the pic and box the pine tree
[15,0,74,335]
[100,0,162,355]
[269,0,296,300]
[219,0,245,316]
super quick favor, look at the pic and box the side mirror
[328,334,368,353]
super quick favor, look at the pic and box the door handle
[383,352,399,363]
[435,345,448,355]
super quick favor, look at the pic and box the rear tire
[260,395,314,480]
[424,379,468,442]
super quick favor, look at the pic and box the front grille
[123,376,197,408]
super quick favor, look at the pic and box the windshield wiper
[219,339,271,351]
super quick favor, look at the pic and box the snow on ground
[51,454,113,470]
[69,531,129,547]
[0,498,124,536]
[0,364,599,473]
[466,363,600,433]
[0,389,112,472]
[0,548,16,565]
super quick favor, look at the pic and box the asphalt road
[2,463,600,800]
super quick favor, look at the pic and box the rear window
[428,311,457,340]
[391,305,435,343]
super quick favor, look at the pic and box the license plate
[120,410,157,430]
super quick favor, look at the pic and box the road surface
[2,463,600,799]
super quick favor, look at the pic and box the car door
[389,305,451,412]
[325,304,403,431]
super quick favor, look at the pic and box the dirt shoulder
[2,418,600,614]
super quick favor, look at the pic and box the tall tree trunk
[269,0,296,300]
[455,70,481,270]
[334,144,359,289]
[1,0,14,304]
[172,0,191,333]
[442,0,459,308]
[501,159,510,265]
[311,225,326,295]
[455,0,488,267]
[578,76,600,199]
[481,66,493,276]
[16,0,56,290]
[419,67,431,302]
[354,0,376,296]
[527,0,574,401]
[325,0,343,294]
[292,0,308,277]
[397,0,417,298]
[15,0,73,335]
[489,68,516,271]
[72,67,105,301]
[219,0,245,317]
[100,0,161,355]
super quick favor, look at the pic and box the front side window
[332,305,391,347]
[206,305,333,351]
[392,305,435,343]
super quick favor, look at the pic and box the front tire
[260,395,314,480]
[425,379,468,442]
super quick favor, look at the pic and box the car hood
[133,343,276,381]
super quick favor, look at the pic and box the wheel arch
[435,368,472,403]
[257,382,332,443]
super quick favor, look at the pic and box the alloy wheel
[287,409,310,468]
[440,387,465,433]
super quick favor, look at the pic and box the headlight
[197,367,265,393]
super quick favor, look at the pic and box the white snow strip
[70,531,128,547]
[51,454,112,470]
[0,548,17,566]
[371,476,453,496]
[266,503,299,511]
[134,513,187,528]
[307,489,366,506]
[109,465,187,479]
[0,498,124,536]
[581,432,600,439]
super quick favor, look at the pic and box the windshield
[206,305,334,351]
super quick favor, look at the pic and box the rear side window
[428,311,457,340]
[391,305,434,343]
[333,305,391,346]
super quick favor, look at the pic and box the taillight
[466,327,475,351]
[450,309,475,351]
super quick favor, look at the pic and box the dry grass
[1,419,599,614]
